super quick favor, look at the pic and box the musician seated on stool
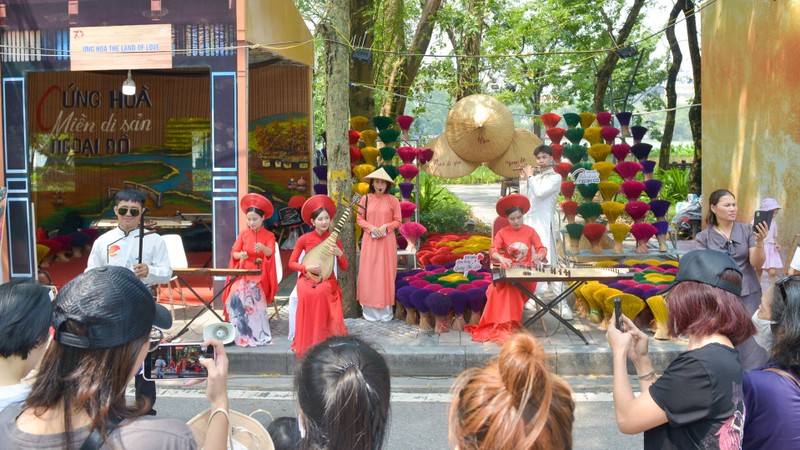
[85,188,172,415]
[465,194,546,345]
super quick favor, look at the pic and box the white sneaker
[560,303,574,321]
[524,299,538,311]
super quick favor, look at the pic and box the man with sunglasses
[86,188,172,415]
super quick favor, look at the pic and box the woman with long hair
[295,336,390,450]
[356,168,401,322]
[289,195,348,357]
[606,250,755,449]
[0,266,230,450]
[742,275,800,448]
[465,194,546,344]
[695,189,769,369]
[224,193,280,346]
[449,331,574,450]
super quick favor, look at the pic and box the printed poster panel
[70,24,172,71]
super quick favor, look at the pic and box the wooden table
[169,268,261,341]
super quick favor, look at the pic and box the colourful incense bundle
[417,148,434,165]
[449,291,470,331]
[397,146,417,164]
[551,144,564,163]
[577,183,599,202]
[579,112,596,129]
[410,289,434,330]
[566,223,585,253]
[313,165,328,181]
[553,161,572,179]
[361,130,378,147]
[616,112,633,136]
[577,201,603,222]
[348,129,361,146]
[354,182,370,196]
[546,127,567,145]
[564,128,585,145]
[649,199,671,221]
[313,184,327,195]
[563,112,581,128]
[592,162,616,182]
[540,112,562,129]
[582,223,607,254]
[381,165,400,181]
[379,129,401,146]
[596,288,624,329]
[630,223,658,254]
[466,288,487,325]
[607,294,645,325]
[583,127,603,146]
[598,181,620,202]
[601,126,620,144]
[399,201,417,220]
[350,147,363,164]
[425,292,453,334]
[601,201,625,223]
[631,143,653,161]
[609,223,632,254]
[588,143,612,162]
[570,162,593,176]
[641,160,657,180]
[396,115,414,140]
[643,179,663,200]
[561,181,576,200]
[396,235,408,251]
[653,221,670,252]
[353,164,376,182]
[399,221,427,251]
[625,201,651,223]
[580,282,605,323]
[561,200,579,224]
[611,143,631,161]
[645,295,670,339]
[630,125,648,143]
[349,116,369,132]
[379,146,397,162]
[614,161,642,181]
[620,180,646,201]
[361,146,380,165]
[399,181,414,199]
[396,286,418,324]
[596,111,613,126]
[372,115,394,131]
[398,163,419,180]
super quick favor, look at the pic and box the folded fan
[563,112,581,128]
[620,180,646,201]
[379,129,401,146]
[616,112,633,136]
[553,161,573,179]
[577,183,599,202]
[398,164,419,180]
[583,127,603,146]
[361,147,380,165]
[611,143,631,161]
[565,223,585,253]
[601,201,625,223]
[546,127,567,145]
[561,200,579,224]
[397,146,417,164]
[609,223,632,254]
[625,201,650,222]
[614,161,642,181]
[579,112,596,129]
[588,143,612,162]
[643,179,663,199]
[630,125,648,143]
[348,129,361,146]
[551,144,564,162]
[577,201,602,223]
[631,223,658,254]
[372,115,394,131]
[598,181,620,202]
[582,223,607,254]
[592,162,616,181]
[631,143,653,161]
[596,111,613,126]
[649,199,671,221]
[654,221,670,252]
[646,295,670,339]
[564,128,585,145]
[561,181,576,200]
[601,126,620,144]
[361,129,378,147]
[349,116,369,132]
[540,112,562,129]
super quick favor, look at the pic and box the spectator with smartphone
[606,250,755,449]
[0,280,53,412]
[0,266,231,450]
[754,198,783,284]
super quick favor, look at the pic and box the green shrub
[432,165,502,184]
[655,167,690,205]
[421,204,471,234]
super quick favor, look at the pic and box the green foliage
[421,204,472,234]
[655,167,690,205]
[432,165,502,184]
[414,172,447,212]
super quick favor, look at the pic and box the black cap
[659,249,742,296]
[53,266,172,349]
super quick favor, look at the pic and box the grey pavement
[163,182,700,378]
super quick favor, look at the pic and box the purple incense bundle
[449,290,471,331]
[425,292,454,333]
[631,143,653,161]
[313,165,328,181]
[641,160,657,175]
[313,184,328,195]
[630,125,648,143]
[643,179,663,200]
[649,199,671,220]
[399,181,414,199]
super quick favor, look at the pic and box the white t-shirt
[0,384,31,413]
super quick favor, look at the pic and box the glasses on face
[117,207,141,217]
[775,275,799,304]
[148,327,163,353]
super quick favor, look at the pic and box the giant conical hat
[421,134,479,178]
[444,94,514,163]
[487,128,544,178]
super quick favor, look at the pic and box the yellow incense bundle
[592,162,616,181]
[360,129,378,147]
[583,127,603,146]
[609,223,632,254]
[601,201,625,223]
[588,143,612,162]
[646,295,670,340]
[598,181,620,202]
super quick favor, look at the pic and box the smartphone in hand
[614,296,622,330]
[143,342,215,381]
[754,209,773,231]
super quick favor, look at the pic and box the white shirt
[86,227,172,286]
[0,383,30,413]
[522,167,561,264]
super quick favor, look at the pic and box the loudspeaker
[203,322,235,345]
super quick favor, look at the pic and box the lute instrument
[302,194,362,282]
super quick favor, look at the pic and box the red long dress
[222,228,279,319]
[289,229,348,356]
[465,224,545,344]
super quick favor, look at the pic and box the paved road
[136,376,641,449]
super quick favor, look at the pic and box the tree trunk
[685,0,702,195]
[349,0,375,119]
[593,0,646,112]
[321,9,359,317]
[384,0,444,116]
[659,0,684,171]
[447,0,485,100]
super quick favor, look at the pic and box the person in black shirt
[606,250,756,449]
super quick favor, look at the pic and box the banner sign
[70,24,172,71]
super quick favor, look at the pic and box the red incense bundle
[546,127,567,145]
[614,161,642,181]
[624,201,651,223]
[582,223,607,254]
[561,181,576,201]
[620,180,646,201]
[630,223,658,254]
[561,200,579,224]
[540,112,562,129]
